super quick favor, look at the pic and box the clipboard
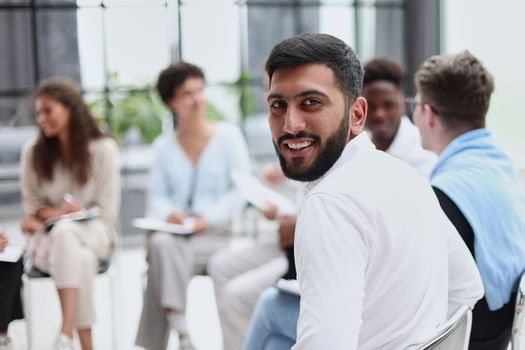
[132,217,196,235]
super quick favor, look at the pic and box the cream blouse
[20,137,120,242]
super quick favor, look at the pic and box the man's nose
[283,107,306,135]
[372,107,387,120]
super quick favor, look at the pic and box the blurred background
[1,0,524,348]
[1,0,525,224]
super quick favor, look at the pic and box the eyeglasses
[406,97,439,115]
[405,97,423,115]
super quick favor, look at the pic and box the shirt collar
[305,132,374,192]
[386,116,413,157]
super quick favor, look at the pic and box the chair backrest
[406,305,472,350]
[512,271,525,350]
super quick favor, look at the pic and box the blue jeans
[243,287,300,350]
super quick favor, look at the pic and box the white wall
[442,0,525,167]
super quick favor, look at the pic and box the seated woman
[20,77,120,350]
[135,62,250,350]
[0,230,24,349]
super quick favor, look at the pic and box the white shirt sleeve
[445,219,484,316]
[294,193,370,350]
[20,140,46,216]
[90,138,121,227]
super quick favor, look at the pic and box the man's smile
[280,137,318,158]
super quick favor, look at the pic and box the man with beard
[242,33,484,350]
[210,59,437,350]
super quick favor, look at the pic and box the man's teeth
[288,141,312,150]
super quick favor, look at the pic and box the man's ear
[349,96,367,138]
[424,104,438,129]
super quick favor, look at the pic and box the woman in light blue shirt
[136,62,250,350]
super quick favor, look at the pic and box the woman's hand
[61,194,85,214]
[261,164,287,187]
[35,200,84,221]
[61,201,85,214]
[193,217,209,234]
[20,216,44,235]
[0,233,8,252]
[261,202,279,221]
[166,210,187,224]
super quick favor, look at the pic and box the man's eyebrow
[267,93,284,102]
[296,90,329,99]
[267,89,329,102]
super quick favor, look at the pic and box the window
[0,0,411,132]
[442,0,525,167]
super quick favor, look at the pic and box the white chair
[512,272,525,349]
[23,259,117,350]
[407,305,472,350]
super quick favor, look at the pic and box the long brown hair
[32,77,105,185]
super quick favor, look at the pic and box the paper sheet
[275,278,300,296]
[132,217,195,235]
[44,207,100,232]
[0,246,24,263]
[231,170,296,216]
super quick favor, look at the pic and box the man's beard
[273,112,349,182]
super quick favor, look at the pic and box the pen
[64,193,75,205]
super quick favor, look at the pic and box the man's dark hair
[415,50,494,131]
[363,58,404,89]
[265,33,363,104]
[156,62,205,104]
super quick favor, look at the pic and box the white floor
[7,245,225,350]
[1,210,231,350]
[2,211,276,350]
[6,204,522,350]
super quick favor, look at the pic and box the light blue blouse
[148,122,251,229]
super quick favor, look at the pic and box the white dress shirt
[386,116,437,178]
[293,133,483,350]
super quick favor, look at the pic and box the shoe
[55,333,74,350]
[0,337,13,350]
[178,334,196,350]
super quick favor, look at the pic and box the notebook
[0,246,24,263]
[132,217,196,235]
[275,278,300,296]
[44,206,100,233]
[231,170,296,216]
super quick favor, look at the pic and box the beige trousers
[208,243,287,350]
[135,231,230,350]
[31,219,111,328]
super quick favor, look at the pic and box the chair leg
[108,266,118,350]
[22,275,33,350]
